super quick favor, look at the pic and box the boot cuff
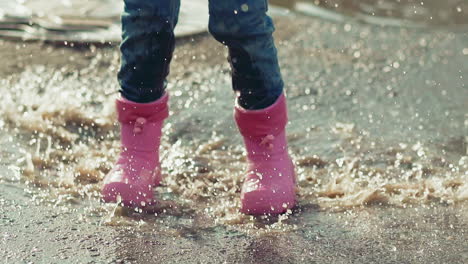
[116,93,169,123]
[234,93,288,137]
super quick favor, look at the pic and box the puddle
[1,62,466,233]
[0,7,467,262]
[0,5,466,235]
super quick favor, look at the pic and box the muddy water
[1,20,467,230]
[2,63,466,231]
[0,5,467,263]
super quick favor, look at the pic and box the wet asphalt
[1,10,467,264]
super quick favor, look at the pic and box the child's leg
[118,0,180,103]
[208,0,283,110]
[102,0,179,207]
[208,1,296,215]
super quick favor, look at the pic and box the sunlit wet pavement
[1,6,468,264]
[281,0,468,27]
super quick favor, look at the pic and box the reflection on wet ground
[0,2,467,263]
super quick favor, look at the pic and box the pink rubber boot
[101,94,169,207]
[235,94,296,215]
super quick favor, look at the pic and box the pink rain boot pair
[101,93,296,214]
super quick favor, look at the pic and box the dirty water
[0,2,468,263]
[2,48,466,229]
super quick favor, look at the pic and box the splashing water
[0,6,467,235]
[0,62,466,234]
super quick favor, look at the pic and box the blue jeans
[118,0,284,109]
